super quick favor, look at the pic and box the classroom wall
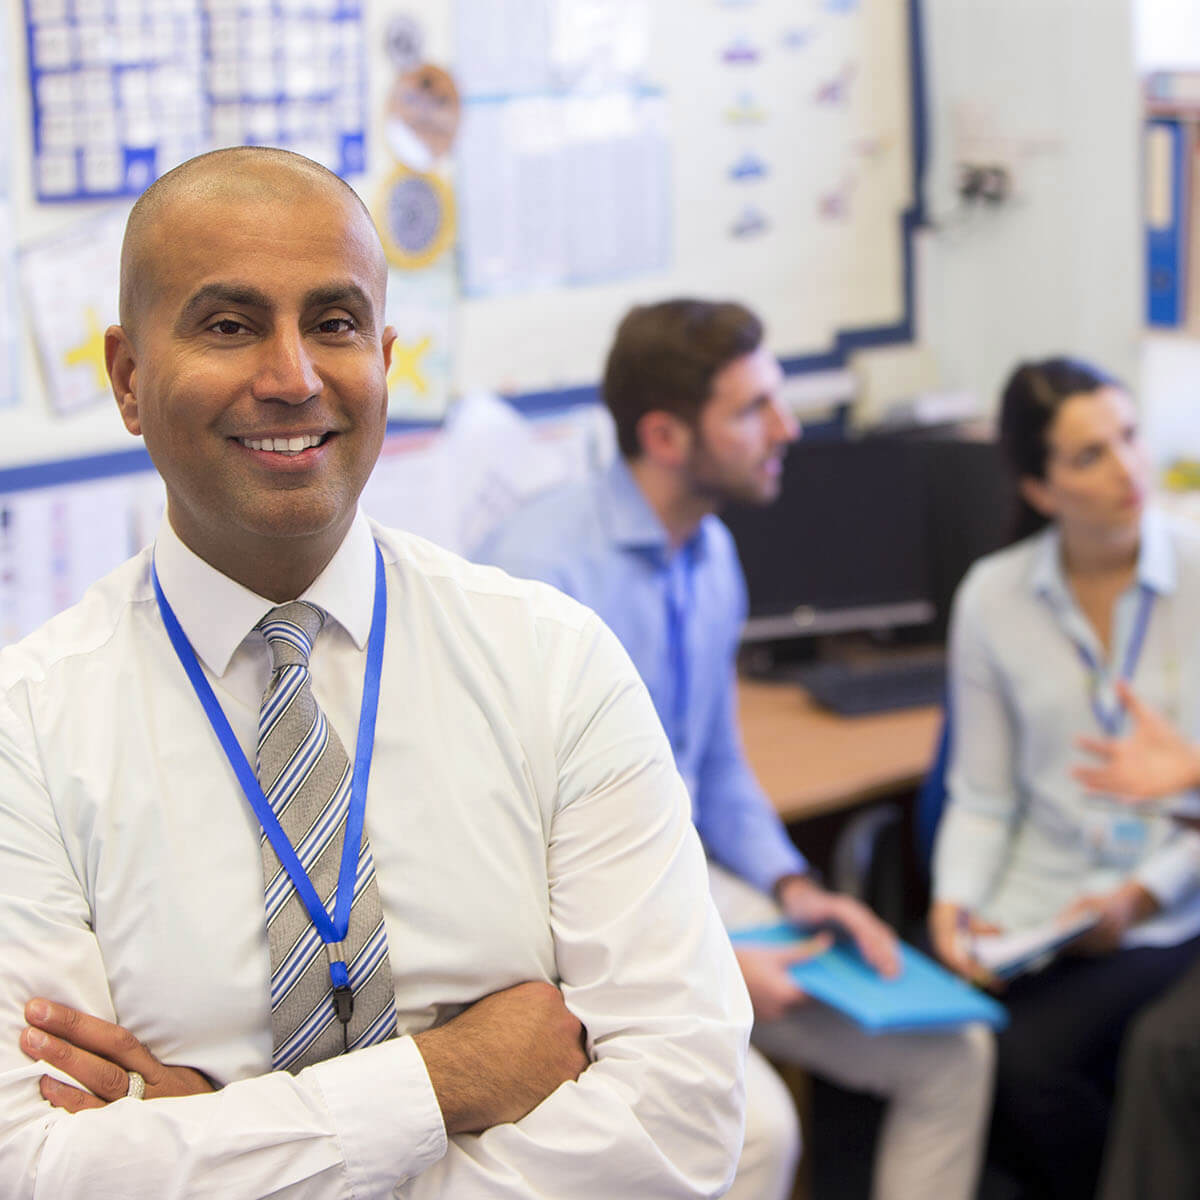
[0,0,921,472]
[915,0,1141,416]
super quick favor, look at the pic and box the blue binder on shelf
[730,921,1008,1034]
[1145,118,1190,327]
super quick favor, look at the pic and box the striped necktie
[255,601,398,1071]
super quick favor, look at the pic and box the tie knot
[257,601,326,670]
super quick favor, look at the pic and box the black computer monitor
[721,435,1018,644]
[721,438,936,642]
[905,436,1017,636]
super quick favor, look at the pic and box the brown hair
[603,299,764,459]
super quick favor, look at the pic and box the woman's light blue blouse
[933,508,1200,947]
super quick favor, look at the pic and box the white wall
[916,0,1142,417]
[1135,0,1200,68]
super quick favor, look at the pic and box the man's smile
[235,433,331,455]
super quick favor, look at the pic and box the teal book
[730,921,1008,1033]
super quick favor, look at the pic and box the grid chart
[24,0,367,202]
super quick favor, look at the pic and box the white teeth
[240,434,323,454]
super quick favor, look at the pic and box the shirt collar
[152,509,376,676]
[1030,506,1177,603]
[599,456,710,562]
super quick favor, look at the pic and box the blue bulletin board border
[1,0,926,495]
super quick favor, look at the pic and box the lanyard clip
[332,984,354,1025]
[325,942,354,1026]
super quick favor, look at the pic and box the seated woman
[1075,687,1200,1200]
[928,357,1200,1199]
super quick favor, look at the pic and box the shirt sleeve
[1132,827,1200,909]
[932,571,1021,911]
[0,694,447,1200]
[396,611,753,1198]
[692,665,810,896]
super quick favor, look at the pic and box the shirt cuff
[305,1035,447,1192]
[1133,832,1200,910]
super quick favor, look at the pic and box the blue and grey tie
[255,601,397,1071]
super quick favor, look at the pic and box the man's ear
[106,326,141,436]
[635,409,692,467]
[381,324,397,373]
[1018,474,1056,519]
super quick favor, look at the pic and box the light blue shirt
[933,507,1200,946]
[476,457,809,895]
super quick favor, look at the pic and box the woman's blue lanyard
[664,542,696,756]
[151,542,387,1015]
[1070,582,1156,737]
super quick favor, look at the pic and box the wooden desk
[738,678,942,824]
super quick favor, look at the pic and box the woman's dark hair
[998,357,1124,541]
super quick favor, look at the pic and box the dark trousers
[987,933,1200,1200]
[1096,950,1200,1200]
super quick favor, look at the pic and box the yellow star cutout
[63,307,109,394]
[388,335,432,396]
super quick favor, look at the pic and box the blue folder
[1145,118,1189,327]
[730,921,1008,1034]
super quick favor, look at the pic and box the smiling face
[106,162,394,595]
[1020,386,1149,541]
[685,346,797,507]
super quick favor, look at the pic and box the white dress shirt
[0,510,750,1199]
[933,508,1200,946]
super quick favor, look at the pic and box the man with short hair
[478,298,996,1200]
[0,151,750,1198]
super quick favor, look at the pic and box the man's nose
[250,330,323,405]
[769,397,800,444]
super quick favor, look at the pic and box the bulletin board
[0,0,925,481]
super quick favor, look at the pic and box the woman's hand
[1073,682,1200,802]
[1058,881,1160,956]
[928,900,1003,988]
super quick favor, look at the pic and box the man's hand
[734,936,833,1023]
[20,998,216,1112]
[776,875,900,978]
[928,900,1003,988]
[414,980,589,1136]
[1073,682,1200,802]
[1059,881,1160,956]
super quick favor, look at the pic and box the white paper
[361,431,460,552]
[971,911,1101,979]
[442,391,574,555]
[457,92,669,296]
[384,265,456,420]
[20,209,127,416]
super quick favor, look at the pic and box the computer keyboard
[789,655,946,716]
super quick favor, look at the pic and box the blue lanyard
[664,543,696,755]
[1069,582,1156,737]
[151,542,387,1007]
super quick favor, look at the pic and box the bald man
[0,148,750,1198]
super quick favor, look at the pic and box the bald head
[118,147,385,338]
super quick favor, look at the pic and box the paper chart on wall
[0,202,18,413]
[19,207,126,416]
[22,0,368,202]
[454,0,667,297]
[0,19,16,412]
[0,472,158,647]
[384,263,456,420]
